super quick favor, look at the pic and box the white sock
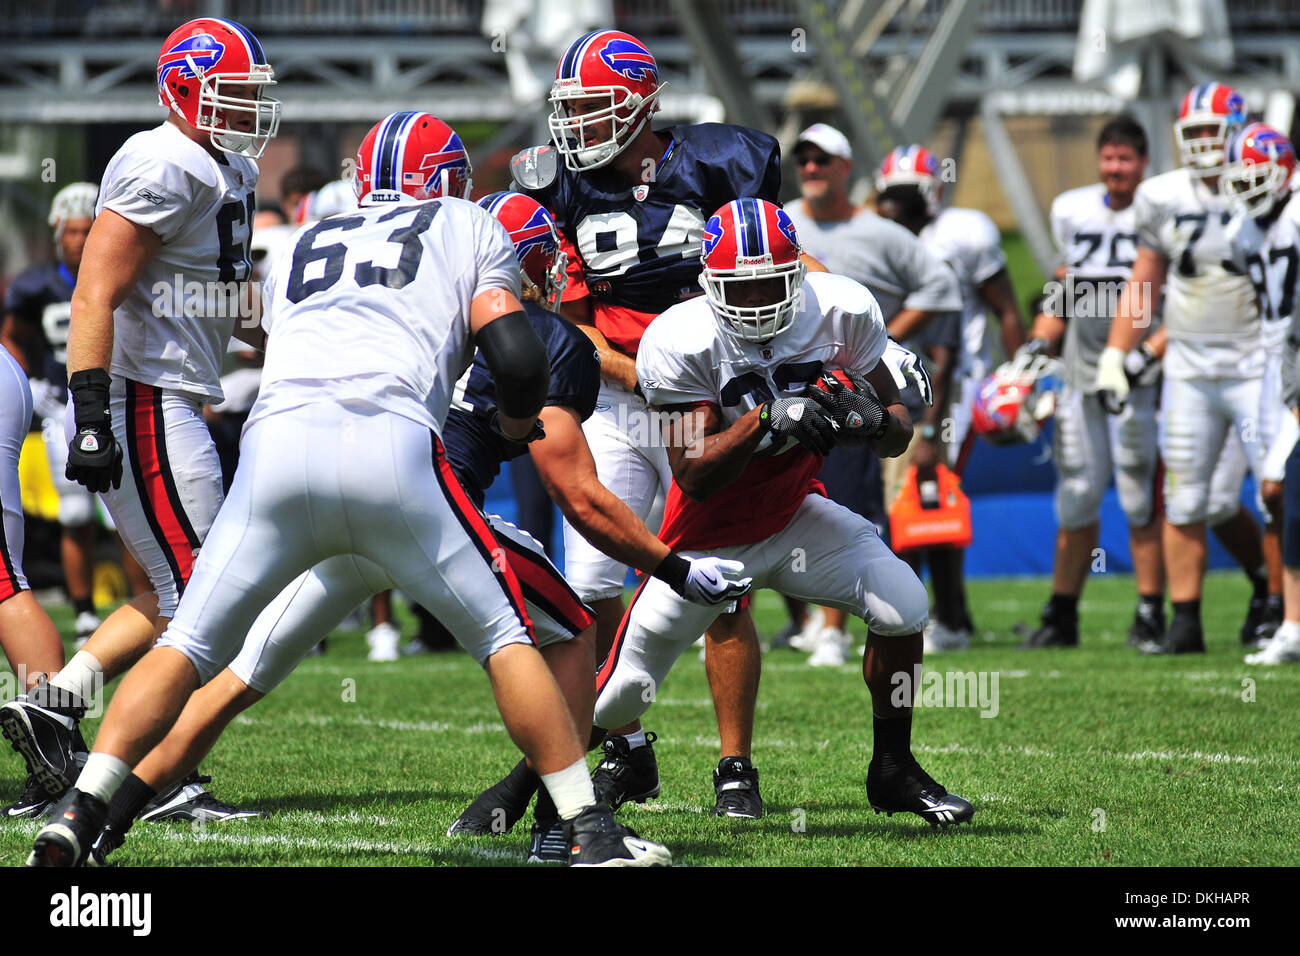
[541,759,597,821]
[623,728,648,749]
[49,651,104,703]
[77,752,131,804]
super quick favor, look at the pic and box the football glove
[65,368,122,494]
[759,397,838,456]
[1095,346,1130,414]
[807,371,889,442]
[1123,342,1161,389]
[653,554,753,606]
[883,340,934,407]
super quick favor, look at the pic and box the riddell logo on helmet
[736,255,773,267]
[552,78,583,94]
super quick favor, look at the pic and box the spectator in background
[779,124,963,666]
[278,166,329,223]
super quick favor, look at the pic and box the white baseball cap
[794,123,852,162]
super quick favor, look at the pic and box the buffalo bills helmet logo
[774,208,799,249]
[599,38,657,82]
[513,206,559,262]
[158,33,225,85]
[407,134,469,197]
[702,215,724,258]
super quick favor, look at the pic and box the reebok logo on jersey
[136,188,166,206]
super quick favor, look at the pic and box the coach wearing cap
[778,123,963,665]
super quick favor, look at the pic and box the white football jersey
[637,271,888,457]
[252,197,520,434]
[920,206,1006,376]
[1134,167,1261,379]
[1229,195,1300,351]
[97,121,258,402]
[1050,183,1150,390]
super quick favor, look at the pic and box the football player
[27,100,697,866]
[1221,124,1300,663]
[514,29,800,816]
[1015,115,1167,648]
[781,123,963,666]
[2,184,109,649]
[0,17,279,820]
[0,344,73,817]
[1099,84,1273,653]
[76,118,745,867]
[876,144,1028,651]
[592,198,974,827]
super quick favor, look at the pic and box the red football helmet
[971,352,1061,446]
[1175,83,1246,177]
[700,198,806,343]
[876,145,943,215]
[157,17,279,159]
[548,30,664,171]
[1222,123,1296,218]
[478,191,569,312]
[353,112,473,206]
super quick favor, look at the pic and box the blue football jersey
[3,262,74,400]
[443,301,601,505]
[520,123,781,317]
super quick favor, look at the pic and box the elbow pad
[476,310,551,419]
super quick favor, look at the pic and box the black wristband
[651,552,690,594]
[68,368,112,430]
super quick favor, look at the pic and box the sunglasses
[795,152,834,168]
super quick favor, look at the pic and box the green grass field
[2,571,1297,867]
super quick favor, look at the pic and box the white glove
[1095,346,1130,413]
[679,557,753,606]
[883,339,934,406]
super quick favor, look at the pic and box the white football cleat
[72,612,100,650]
[1244,626,1300,665]
[808,626,850,667]
[366,622,401,662]
[789,608,826,652]
[922,620,970,653]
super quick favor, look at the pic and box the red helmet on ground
[972,352,1061,446]
[353,111,473,206]
[1222,122,1296,218]
[477,191,569,312]
[157,17,280,158]
[1175,82,1247,177]
[700,198,806,343]
[548,30,664,171]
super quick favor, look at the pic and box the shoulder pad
[511,145,558,191]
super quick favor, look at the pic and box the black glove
[806,371,888,443]
[65,368,122,494]
[758,397,837,456]
[489,409,546,445]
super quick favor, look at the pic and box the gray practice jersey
[1050,183,1155,391]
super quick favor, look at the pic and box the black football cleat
[87,822,124,867]
[139,772,264,823]
[1140,615,1206,655]
[866,757,974,828]
[5,775,55,819]
[1127,602,1166,647]
[0,685,86,798]
[27,789,107,867]
[565,802,671,867]
[1243,597,1282,648]
[1240,595,1268,646]
[591,732,661,810]
[447,759,538,836]
[525,818,568,864]
[713,756,763,819]
[1020,608,1079,648]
